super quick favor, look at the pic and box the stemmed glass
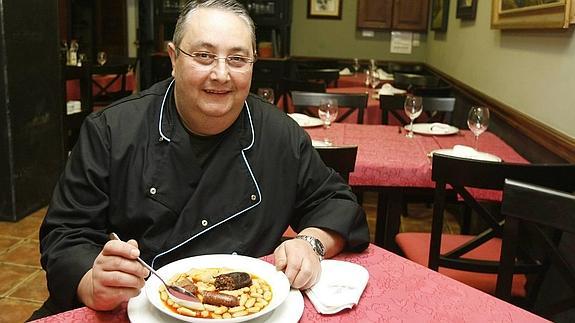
[257,88,275,104]
[97,51,107,66]
[404,95,423,138]
[352,58,361,74]
[369,68,380,90]
[467,106,490,150]
[318,99,338,146]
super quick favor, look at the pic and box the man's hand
[274,238,321,290]
[77,239,150,311]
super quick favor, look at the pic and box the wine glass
[318,99,338,145]
[97,51,107,66]
[369,68,380,89]
[467,106,490,150]
[403,95,423,138]
[352,58,361,74]
[257,88,275,104]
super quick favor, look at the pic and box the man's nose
[210,58,230,81]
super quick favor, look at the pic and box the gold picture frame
[491,0,575,29]
[307,0,342,20]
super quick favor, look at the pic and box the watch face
[296,235,325,257]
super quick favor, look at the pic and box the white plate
[128,288,304,323]
[288,113,324,128]
[430,147,502,162]
[405,123,459,136]
[142,254,291,323]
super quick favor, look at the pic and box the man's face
[169,8,254,131]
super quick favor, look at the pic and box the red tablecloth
[66,72,136,101]
[306,123,527,187]
[31,244,546,323]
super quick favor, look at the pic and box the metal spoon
[109,233,203,309]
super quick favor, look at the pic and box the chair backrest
[394,72,440,90]
[90,62,133,107]
[412,85,452,97]
[292,91,368,124]
[296,68,340,88]
[428,154,575,274]
[379,95,455,125]
[496,179,575,317]
[315,145,358,183]
[278,78,326,112]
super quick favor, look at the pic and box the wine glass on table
[97,51,107,66]
[318,99,339,146]
[403,95,423,138]
[369,68,380,90]
[352,58,361,75]
[467,106,490,150]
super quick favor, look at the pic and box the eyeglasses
[176,47,256,72]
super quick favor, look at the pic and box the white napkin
[305,260,369,314]
[376,68,394,80]
[378,83,406,96]
[429,123,455,134]
[434,145,502,162]
[339,68,352,76]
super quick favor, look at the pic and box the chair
[296,68,340,88]
[395,154,575,298]
[315,145,358,184]
[90,62,134,108]
[63,65,92,151]
[292,91,368,124]
[496,179,575,318]
[393,72,440,90]
[277,78,326,113]
[379,95,455,125]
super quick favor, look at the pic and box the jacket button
[149,187,157,195]
[251,194,257,201]
[232,252,238,255]
[201,219,208,227]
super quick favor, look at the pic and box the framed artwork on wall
[456,0,478,20]
[431,0,449,32]
[491,0,575,29]
[307,0,342,20]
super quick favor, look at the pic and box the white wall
[426,1,575,139]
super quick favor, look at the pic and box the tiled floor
[0,192,459,322]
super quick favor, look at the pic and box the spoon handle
[108,232,167,285]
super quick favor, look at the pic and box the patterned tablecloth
[66,72,136,101]
[31,244,547,323]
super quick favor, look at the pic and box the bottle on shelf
[68,40,79,66]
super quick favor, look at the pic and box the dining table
[66,71,136,102]
[30,244,546,322]
[305,123,528,251]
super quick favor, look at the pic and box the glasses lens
[185,50,253,72]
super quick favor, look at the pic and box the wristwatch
[295,235,325,261]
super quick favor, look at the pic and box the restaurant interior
[1,0,574,322]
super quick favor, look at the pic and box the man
[34,0,368,317]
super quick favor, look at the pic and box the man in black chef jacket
[34,0,369,317]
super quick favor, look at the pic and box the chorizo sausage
[202,291,240,307]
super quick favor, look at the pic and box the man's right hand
[77,239,150,311]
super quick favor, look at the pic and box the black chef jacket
[39,78,369,312]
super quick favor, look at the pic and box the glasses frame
[176,47,256,72]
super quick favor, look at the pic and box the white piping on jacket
[158,79,175,142]
[151,99,262,268]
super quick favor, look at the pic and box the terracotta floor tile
[0,240,41,267]
[0,236,21,253]
[0,207,46,239]
[10,270,49,302]
[0,298,42,323]
[0,263,37,296]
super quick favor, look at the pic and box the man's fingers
[274,243,287,271]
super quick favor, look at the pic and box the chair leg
[460,204,472,234]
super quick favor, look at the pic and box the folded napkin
[339,68,352,76]
[378,83,406,96]
[376,68,394,80]
[433,145,502,162]
[305,260,369,314]
[429,122,455,134]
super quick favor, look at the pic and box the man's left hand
[273,238,321,290]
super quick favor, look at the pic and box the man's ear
[167,42,177,77]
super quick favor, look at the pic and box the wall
[290,0,427,61]
[425,1,575,139]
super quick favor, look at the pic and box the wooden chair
[90,62,134,108]
[292,91,368,124]
[315,145,358,184]
[379,95,455,125]
[393,72,440,90]
[296,68,340,88]
[496,179,575,318]
[278,78,326,113]
[395,154,575,298]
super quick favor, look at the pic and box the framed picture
[431,0,450,32]
[456,0,478,20]
[307,0,342,20]
[491,0,575,29]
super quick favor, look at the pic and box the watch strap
[294,235,325,260]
